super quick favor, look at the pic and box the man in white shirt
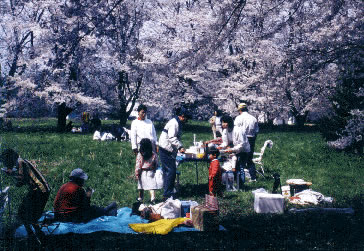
[130,104,158,155]
[158,107,190,200]
[234,103,259,181]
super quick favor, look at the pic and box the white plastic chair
[252,140,274,175]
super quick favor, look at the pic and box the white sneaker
[249,179,257,182]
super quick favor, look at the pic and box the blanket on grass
[15,207,197,237]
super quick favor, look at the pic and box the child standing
[135,138,159,204]
[208,145,222,197]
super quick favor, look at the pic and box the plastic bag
[159,198,181,219]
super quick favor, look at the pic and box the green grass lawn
[0,118,363,250]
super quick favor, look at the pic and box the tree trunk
[295,111,309,128]
[119,104,128,128]
[57,102,73,132]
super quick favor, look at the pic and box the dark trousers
[159,148,176,199]
[236,152,248,189]
[12,189,50,241]
[247,137,257,180]
[55,202,117,223]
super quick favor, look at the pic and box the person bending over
[0,149,50,245]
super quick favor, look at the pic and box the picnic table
[176,154,209,185]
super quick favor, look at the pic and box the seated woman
[53,168,117,223]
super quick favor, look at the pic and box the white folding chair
[252,140,274,176]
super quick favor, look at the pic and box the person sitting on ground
[208,145,222,197]
[53,168,117,223]
[0,149,50,244]
[135,138,159,204]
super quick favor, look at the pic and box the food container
[180,200,198,217]
[254,193,284,214]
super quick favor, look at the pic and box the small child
[221,154,237,191]
[208,145,222,197]
[135,138,159,204]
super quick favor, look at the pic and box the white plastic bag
[101,132,115,141]
[160,198,181,219]
[93,130,102,140]
[155,167,164,189]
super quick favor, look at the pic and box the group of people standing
[130,104,190,203]
[206,103,259,195]
[131,102,259,201]
[0,102,258,245]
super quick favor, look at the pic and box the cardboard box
[191,205,219,231]
[254,193,284,214]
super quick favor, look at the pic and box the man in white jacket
[158,107,189,200]
[130,104,158,154]
[234,103,259,182]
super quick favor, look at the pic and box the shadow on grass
[178,183,209,198]
[11,194,363,250]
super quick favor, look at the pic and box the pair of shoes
[249,179,257,182]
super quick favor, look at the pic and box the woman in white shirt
[130,104,158,155]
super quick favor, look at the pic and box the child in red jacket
[208,145,222,197]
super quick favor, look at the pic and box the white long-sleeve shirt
[234,112,259,137]
[220,128,234,148]
[215,116,222,134]
[130,118,158,150]
[158,117,183,153]
[231,126,250,153]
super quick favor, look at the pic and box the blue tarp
[15,207,197,237]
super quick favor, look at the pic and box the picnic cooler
[254,193,284,214]
[180,200,198,217]
[191,195,219,231]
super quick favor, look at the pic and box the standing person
[224,118,250,189]
[158,107,190,200]
[130,104,158,155]
[208,145,222,197]
[209,112,217,139]
[234,103,259,181]
[135,138,159,204]
[0,149,50,245]
[215,110,223,138]
[53,168,117,223]
[219,115,237,191]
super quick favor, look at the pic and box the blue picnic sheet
[15,207,198,237]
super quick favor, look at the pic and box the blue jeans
[159,148,177,199]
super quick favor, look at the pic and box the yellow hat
[237,103,247,110]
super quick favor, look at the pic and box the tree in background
[322,66,364,153]
[0,0,362,128]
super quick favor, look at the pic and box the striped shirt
[15,158,50,193]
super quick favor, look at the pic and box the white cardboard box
[254,193,284,214]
